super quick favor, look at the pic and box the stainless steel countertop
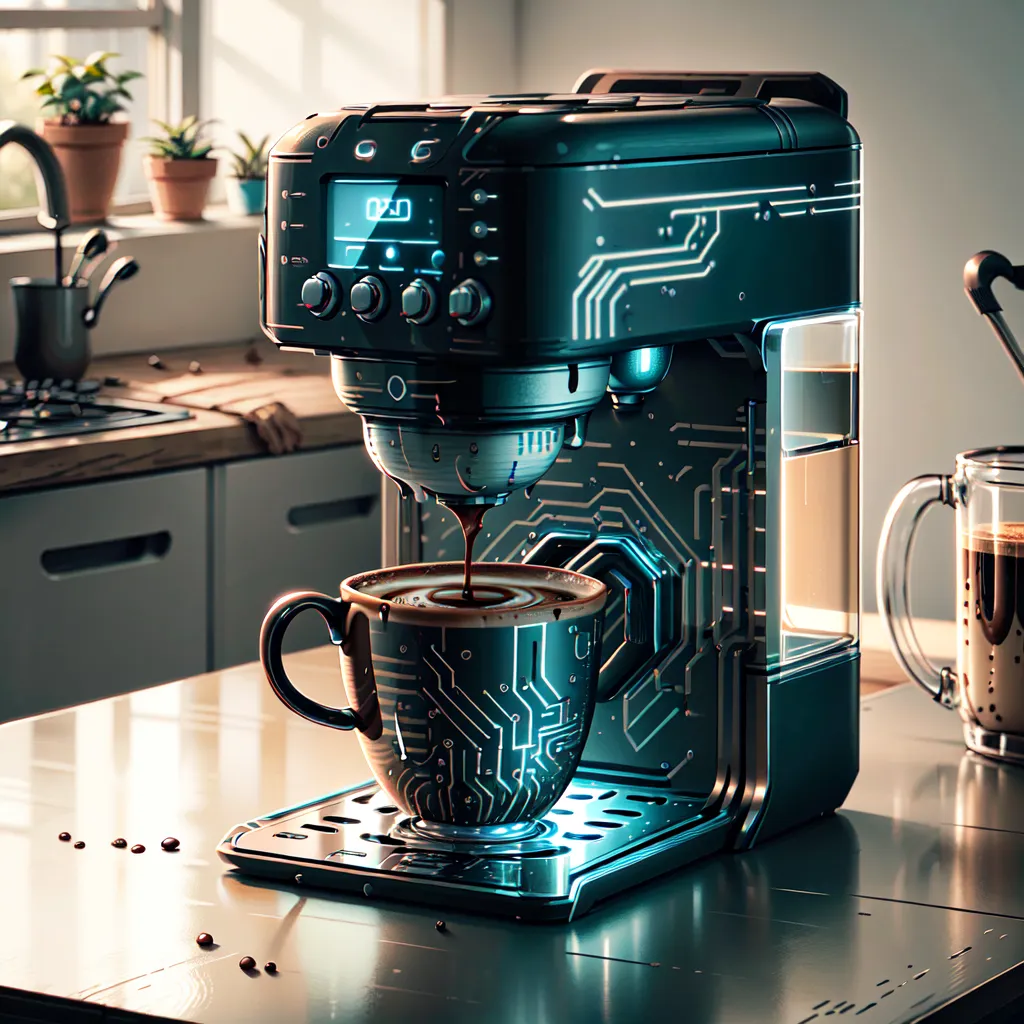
[1,649,1023,1023]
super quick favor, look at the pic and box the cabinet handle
[287,495,377,530]
[41,530,172,578]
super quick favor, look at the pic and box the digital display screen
[326,178,443,272]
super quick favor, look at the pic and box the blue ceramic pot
[226,176,266,216]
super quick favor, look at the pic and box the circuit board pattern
[351,613,604,826]
[418,340,767,796]
[572,177,862,342]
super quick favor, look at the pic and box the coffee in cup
[260,561,607,837]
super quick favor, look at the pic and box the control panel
[261,114,510,360]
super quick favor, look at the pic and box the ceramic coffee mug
[260,561,607,840]
[878,447,1024,765]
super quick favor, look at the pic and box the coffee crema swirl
[383,580,571,612]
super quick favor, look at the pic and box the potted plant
[226,131,270,216]
[22,51,142,224]
[141,116,218,221]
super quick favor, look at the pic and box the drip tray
[218,777,728,921]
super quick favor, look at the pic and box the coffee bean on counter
[147,355,165,369]
[188,361,202,374]
[103,376,124,388]
[111,838,127,848]
[244,346,264,366]
[239,956,256,972]
[58,832,71,842]
[196,932,214,947]
[160,836,180,852]
[74,841,85,849]
[131,844,145,854]
[264,961,277,974]
[435,920,446,933]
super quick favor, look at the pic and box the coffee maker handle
[876,475,959,709]
[259,591,363,731]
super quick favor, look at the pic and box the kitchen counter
[0,341,362,495]
[1,651,1023,1023]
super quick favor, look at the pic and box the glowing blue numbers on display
[326,178,443,272]
[366,196,412,222]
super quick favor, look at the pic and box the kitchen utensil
[11,278,90,382]
[964,250,1024,383]
[260,561,606,835]
[78,239,118,285]
[82,256,139,328]
[0,121,70,285]
[65,228,109,287]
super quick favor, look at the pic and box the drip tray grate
[219,777,724,920]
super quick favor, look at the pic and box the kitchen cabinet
[211,445,382,669]
[0,469,208,722]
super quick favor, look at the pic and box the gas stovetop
[0,379,192,443]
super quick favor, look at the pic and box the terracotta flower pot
[38,119,128,225]
[144,156,218,221]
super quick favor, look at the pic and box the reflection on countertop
[1,653,1024,1023]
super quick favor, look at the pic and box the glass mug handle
[259,591,363,730]
[876,475,960,709]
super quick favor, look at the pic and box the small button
[470,221,488,239]
[449,279,491,327]
[350,275,387,321]
[300,271,340,319]
[470,189,488,205]
[354,139,376,161]
[473,251,488,267]
[350,281,375,314]
[430,249,445,269]
[449,286,476,319]
[401,279,436,324]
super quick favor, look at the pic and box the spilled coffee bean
[264,961,277,974]
[160,836,180,852]
[111,838,127,848]
[58,832,71,842]
[435,920,446,933]
[239,956,256,972]
[131,844,145,854]
[196,932,214,947]
[74,841,85,849]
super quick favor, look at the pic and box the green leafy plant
[228,130,270,180]
[141,116,216,160]
[21,51,142,125]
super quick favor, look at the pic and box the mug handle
[876,475,959,709]
[259,591,363,730]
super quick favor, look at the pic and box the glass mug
[878,448,1024,764]
[260,561,607,841]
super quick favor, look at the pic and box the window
[0,1,198,220]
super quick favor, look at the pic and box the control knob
[350,275,387,321]
[401,278,437,325]
[449,279,492,328]
[300,271,340,319]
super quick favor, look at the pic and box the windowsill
[0,204,263,256]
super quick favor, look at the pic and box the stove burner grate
[0,378,191,442]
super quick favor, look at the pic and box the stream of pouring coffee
[447,503,495,600]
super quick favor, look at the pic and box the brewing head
[333,356,611,504]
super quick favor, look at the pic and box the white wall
[201,0,446,199]
[517,0,1024,621]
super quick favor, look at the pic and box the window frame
[0,0,200,232]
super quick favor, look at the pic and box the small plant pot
[226,177,266,216]
[38,119,129,225]
[144,156,218,221]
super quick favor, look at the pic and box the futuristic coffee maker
[220,69,862,921]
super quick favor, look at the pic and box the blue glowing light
[431,249,445,269]
[385,246,397,260]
